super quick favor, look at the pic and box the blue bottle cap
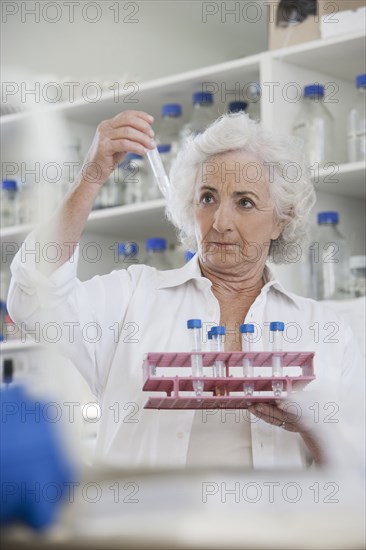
[239,323,255,333]
[304,84,324,97]
[317,211,339,224]
[270,322,285,331]
[228,101,248,113]
[211,325,225,335]
[2,179,17,191]
[207,330,213,340]
[127,153,143,160]
[193,91,213,105]
[356,74,366,88]
[185,251,195,262]
[157,144,171,154]
[161,104,182,117]
[146,238,167,251]
[117,242,138,256]
[187,319,202,329]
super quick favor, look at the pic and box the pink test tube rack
[142,351,315,409]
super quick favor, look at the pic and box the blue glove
[1,385,76,530]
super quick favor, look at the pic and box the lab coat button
[177,432,184,439]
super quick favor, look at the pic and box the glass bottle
[228,101,248,114]
[292,84,334,168]
[309,211,351,300]
[348,74,366,163]
[156,103,182,156]
[1,180,18,227]
[179,91,216,143]
[143,238,173,270]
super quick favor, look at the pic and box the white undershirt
[186,409,253,468]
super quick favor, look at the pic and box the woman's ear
[270,216,286,241]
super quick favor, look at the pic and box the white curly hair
[166,112,316,264]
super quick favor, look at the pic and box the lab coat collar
[156,254,300,309]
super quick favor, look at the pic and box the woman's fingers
[108,126,155,152]
[82,110,155,186]
[247,403,305,433]
[111,110,155,134]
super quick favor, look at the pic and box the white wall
[2,0,268,82]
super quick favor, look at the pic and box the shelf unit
[1,30,365,353]
[0,340,42,354]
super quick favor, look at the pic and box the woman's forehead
[196,150,269,189]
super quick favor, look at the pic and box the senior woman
[8,110,362,470]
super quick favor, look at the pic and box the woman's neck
[199,261,265,301]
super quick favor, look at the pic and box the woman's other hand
[248,402,325,465]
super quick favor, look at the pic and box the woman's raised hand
[81,110,155,186]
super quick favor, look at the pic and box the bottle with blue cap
[240,323,255,397]
[185,251,195,262]
[121,153,148,205]
[348,74,366,162]
[309,211,351,300]
[156,103,182,157]
[292,84,334,167]
[1,180,19,227]
[143,237,173,270]
[179,91,216,144]
[116,242,139,268]
[246,81,261,122]
[228,101,248,114]
[187,319,204,397]
[270,321,285,397]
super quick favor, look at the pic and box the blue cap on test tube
[211,326,225,335]
[270,322,285,331]
[187,319,202,329]
[240,324,255,333]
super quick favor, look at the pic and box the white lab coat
[8,233,363,470]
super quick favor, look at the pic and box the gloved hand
[1,384,76,530]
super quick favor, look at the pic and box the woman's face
[193,150,283,276]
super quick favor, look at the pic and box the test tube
[187,319,204,397]
[211,325,226,396]
[240,323,255,396]
[207,330,213,352]
[146,148,171,199]
[270,321,285,397]
[211,326,226,377]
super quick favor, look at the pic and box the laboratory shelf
[142,351,315,410]
[0,199,175,244]
[86,199,174,240]
[270,31,365,81]
[312,161,366,199]
[0,340,42,353]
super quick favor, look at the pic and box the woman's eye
[201,193,214,204]
[239,198,253,208]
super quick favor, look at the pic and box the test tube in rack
[270,321,284,397]
[187,319,204,397]
[240,323,255,396]
[211,326,227,396]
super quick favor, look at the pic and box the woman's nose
[212,202,234,233]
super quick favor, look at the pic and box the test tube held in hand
[146,148,171,199]
[187,319,204,397]
[240,323,255,396]
[270,322,285,397]
[211,326,227,396]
